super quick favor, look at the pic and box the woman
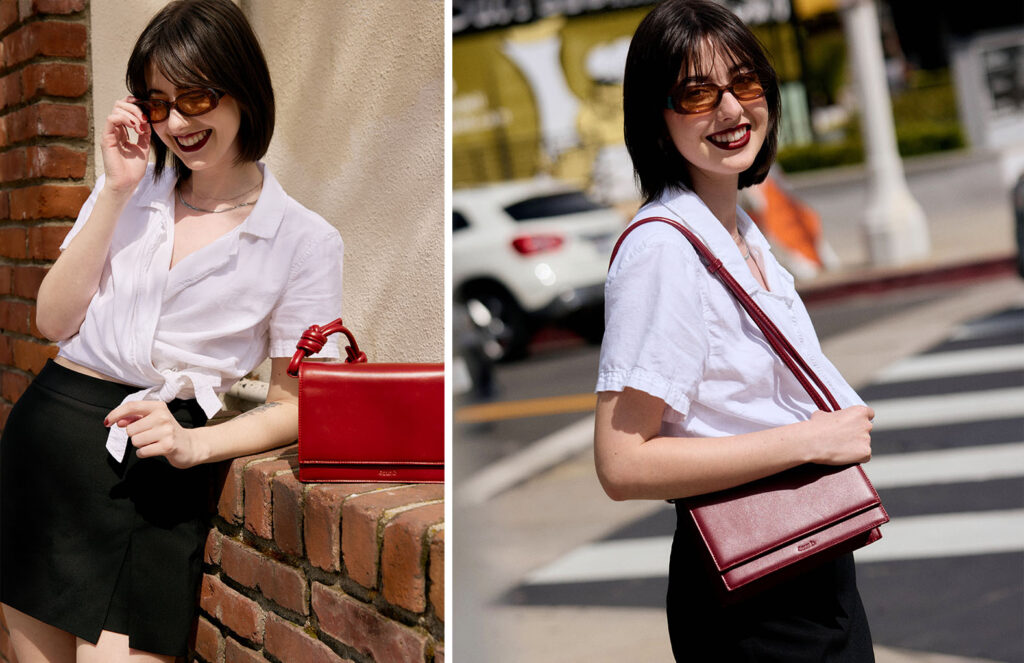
[594,1,876,660]
[0,1,343,660]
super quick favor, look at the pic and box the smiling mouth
[174,129,211,152]
[706,124,751,150]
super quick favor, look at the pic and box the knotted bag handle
[287,318,368,378]
[608,217,841,413]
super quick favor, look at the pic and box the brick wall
[0,1,89,655]
[0,0,90,427]
[199,445,445,663]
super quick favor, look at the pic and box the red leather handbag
[287,319,444,484]
[610,218,888,595]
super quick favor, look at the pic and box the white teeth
[176,130,210,147]
[710,127,747,143]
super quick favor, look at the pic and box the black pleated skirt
[667,502,875,662]
[0,360,211,656]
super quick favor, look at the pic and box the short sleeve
[59,173,106,251]
[268,229,344,358]
[596,225,710,417]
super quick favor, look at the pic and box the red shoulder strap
[610,217,839,412]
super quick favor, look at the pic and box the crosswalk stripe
[866,441,1024,488]
[873,345,1024,384]
[950,315,1023,342]
[524,509,1024,586]
[870,387,1024,431]
[855,509,1024,562]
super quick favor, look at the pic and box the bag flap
[298,362,444,465]
[686,464,882,572]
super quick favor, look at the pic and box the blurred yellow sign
[793,0,838,20]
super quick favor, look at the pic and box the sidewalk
[789,147,1018,299]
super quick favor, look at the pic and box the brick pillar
[0,0,91,433]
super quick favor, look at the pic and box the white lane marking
[459,415,595,506]
[525,535,671,584]
[855,509,1024,562]
[870,387,1024,431]
[866,442,1024,488]
[524,509,1024,586]
[950,316,1023,342]
[874,345,1024,383]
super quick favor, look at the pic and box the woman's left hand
[104,401,208,469]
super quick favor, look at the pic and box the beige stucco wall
[90,1,445,363]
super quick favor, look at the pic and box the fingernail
[103,418,109,426]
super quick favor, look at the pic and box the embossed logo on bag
[798,539,817,552]
[378,469,399,478]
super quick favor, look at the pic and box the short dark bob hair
[126,0,275,183]
[623,0,781,203]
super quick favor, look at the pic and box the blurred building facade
[453,0,1024,199]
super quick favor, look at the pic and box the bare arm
[593,387,874,501]
[106,356,302,468]
[37,187,132,340]
[36,98,151,341]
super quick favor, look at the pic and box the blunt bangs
[125,0,275,183]
[624,0,781,204]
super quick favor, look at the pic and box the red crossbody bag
[609,217,888,595]
[287,319,443,484]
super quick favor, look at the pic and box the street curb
[799,255,1018,305]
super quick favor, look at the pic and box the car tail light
[511,234,564,255]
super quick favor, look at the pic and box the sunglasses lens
[675,86,718,113]
[175,90,218,116]
[140,101,169,122]
[732,75,764,100]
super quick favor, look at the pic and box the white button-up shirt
[58,163,343,460]
[597,186,862,438]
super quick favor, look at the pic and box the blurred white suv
[453,178,627,361]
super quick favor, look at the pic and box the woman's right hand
[99,96,151,194]
[805,406,874,466]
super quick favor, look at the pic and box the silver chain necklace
[177,180,261,214]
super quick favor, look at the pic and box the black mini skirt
[666,502,875,662]
[0,360,211,656]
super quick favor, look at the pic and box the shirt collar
[239,163,286,239]
[659,186,791,302]
[660,185,748,268]
[136,162,286,240]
